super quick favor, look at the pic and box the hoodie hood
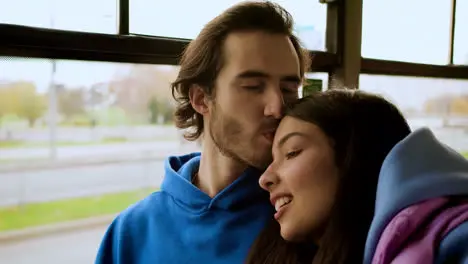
[161,152,271,213]
[364,127,468,264]
[95,152,274,264]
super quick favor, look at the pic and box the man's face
[207,30,301,170]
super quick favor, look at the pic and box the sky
[0,0,467,111]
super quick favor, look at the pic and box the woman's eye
[285,149,302,160]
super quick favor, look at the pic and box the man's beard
[209,108,249,166]
[208,105,276,170]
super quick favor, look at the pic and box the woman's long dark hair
[245,89,412,264]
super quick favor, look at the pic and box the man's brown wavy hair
[171,1,311,141]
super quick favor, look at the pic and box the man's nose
[264,88,284,119]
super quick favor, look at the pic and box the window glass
[360,74,468,157]
[130,0,327,51]
[454,0,468,65]
[0,57,193,263]
[362,0,452,65]
[0,0,117,34]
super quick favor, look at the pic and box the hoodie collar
[161,153,270,212]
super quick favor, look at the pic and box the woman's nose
[259,168,279,192]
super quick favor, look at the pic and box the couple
[95,1,468,264]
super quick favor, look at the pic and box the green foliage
[89,107,130,126]
[60,114,92,127]
[0,81,46,127]
[56,85,86,119]
[148,96,160,124]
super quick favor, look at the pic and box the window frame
[0,0,467,86]
[326,0,468,86]
[358,0,467,81]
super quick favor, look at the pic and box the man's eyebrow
[235,70,301,83]
[281,75,301,84]
[236,70,269,79]
[277,132,308,148]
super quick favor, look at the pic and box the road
[0,141,183,161]
[0,125,466,208]
[0,126,179,143]
[0,158,166,207]
[0,225,107,264]
[0,140,200,207]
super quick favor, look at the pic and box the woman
[246,89,468,264]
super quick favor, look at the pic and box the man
[95,1,310,263]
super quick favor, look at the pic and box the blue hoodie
[364,128,468,264]
[95,152,273,264]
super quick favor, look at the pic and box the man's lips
[263,131,275,142]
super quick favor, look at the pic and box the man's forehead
[223,31,290,56]
[222,31,300,78]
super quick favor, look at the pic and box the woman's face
[259,116,339,242]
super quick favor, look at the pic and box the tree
[159,100,176,124]
[451,96,468,115]
[110,65,179,123]
[5,82,47,127]
[0,85,11,122]
[147,96,176,124]
[87,83,108,109]
[423,96,451,115]
[148,96,160,124]
[56,84,86,119]
[424,95,468,116]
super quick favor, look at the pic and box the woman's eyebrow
[277,132,308,149]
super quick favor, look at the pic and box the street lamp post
[48,0,57,161]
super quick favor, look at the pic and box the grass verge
[0,188,156,232]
